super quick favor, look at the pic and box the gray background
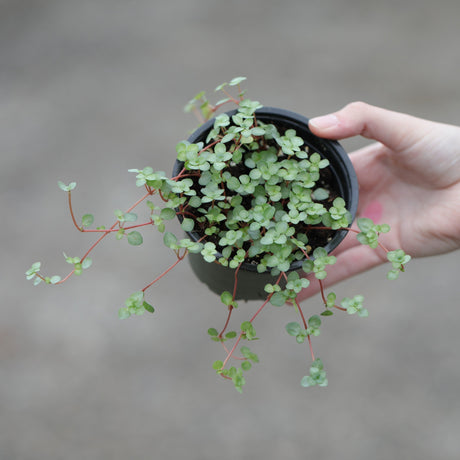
[1,0,459,459]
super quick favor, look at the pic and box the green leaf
[229,76,247,86]
[114,209,125,221]
[313,247,327,259]
[143,301,155,313]
[302,260,314,273]
[64,253,80,265]
[127,231,143,246]
[181,218,195,232]
[81,214,94,227]
[188,196,202,208]
[241,321,257,340]
[357,217,374,232]
[124,212,138,223]
[241,361,252,371]
[220,291,234,306]
[212,360,223,371]
[116,228,125,240]
[251,127,265,136]
[26,262,41,280]
[118,307,131,320]
[326,292,336,307]
[215,82,228,91]
[308,315,322,329]
[207,328,219,337]
[240,346,259,363]
[81,257,92,269]
[160,208,177,220]
[312,188,330,201]
[270,291,286,307]
[286,322,302,336]
[301,376,315,387]
[163,232,178,248]
[58,181,76,192]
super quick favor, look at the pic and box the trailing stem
[142,249,188,293]
[294,298,315,362]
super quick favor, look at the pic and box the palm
[352,119,460,257]
[298,103,460,301]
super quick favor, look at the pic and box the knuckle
[342,101,371,113]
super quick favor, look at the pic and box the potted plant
[26,77,410,392]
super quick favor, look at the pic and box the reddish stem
[220,88,241,105]
[53,189,153,284]
[311,226,391,253]
[294,297,308,330]
[68,191,83,232]
[294,298,315,361]
[178,210,198,220]
[219,307,234,339]
[142,250,188,292]
[220,273,283,371]
[191,105,205,124]
[80,221,155,233]
[218,258,246,339]
[307,336,315,361]
[318,279,328,306]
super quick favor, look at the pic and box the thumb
[308,101,433,153]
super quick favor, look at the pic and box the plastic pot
[172,107,359,300]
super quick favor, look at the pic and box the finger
[308,102,432,153]
[349,141,385,158]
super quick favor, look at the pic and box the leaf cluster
[387,249,411,280]
[64,253,92,275]
[302,247,337,280]
[26,262,61,286]
[213,345,259,393]
[286,315,322,343]
[356,217,390,248]
[341,294,368,317]
[301,358,328,387]
[118,291,154,319]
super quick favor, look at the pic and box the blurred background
[1,0,459,458]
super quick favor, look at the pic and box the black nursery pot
[172,107,359,300]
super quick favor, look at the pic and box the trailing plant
[26,77,410,392]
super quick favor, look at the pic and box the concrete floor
[1,0,460,458]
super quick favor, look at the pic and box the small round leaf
[127,231,143,246]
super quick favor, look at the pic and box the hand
[298,102,460,301]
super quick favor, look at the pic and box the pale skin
[298,101,460,302]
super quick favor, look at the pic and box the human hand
[298,102,460,301]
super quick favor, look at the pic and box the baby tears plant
[26,77,410,392]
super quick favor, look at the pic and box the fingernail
[309,114,339,130]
